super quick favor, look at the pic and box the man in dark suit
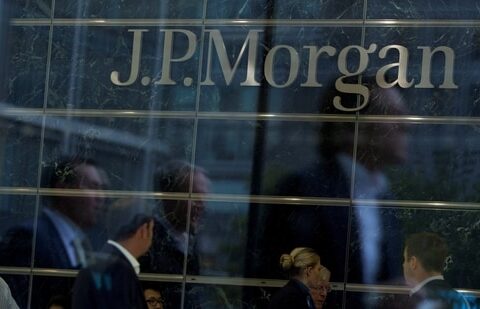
[248,83,408,286]
[139,160,210,308]
[403,232,470,309]
[1,156,105,268]
[0,156,106,308]
[72,198,155,309]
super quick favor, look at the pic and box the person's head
[403,232,449,287]
[310,267,331,309]
[357,86,410,167]
[46,156,105,228]
[46,294,70,309]
[154,160,210,233]
[319,78,409,170]
[143,286,164,309]
[280,247,325,288]
[107,198,155,258]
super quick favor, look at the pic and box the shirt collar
[410,275,444,296]
[44,207,85,266]
[336,153,388,199]
[107,240,140,275]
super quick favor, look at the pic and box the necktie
[72,236,92,268]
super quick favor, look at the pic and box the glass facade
[1,0,479,308]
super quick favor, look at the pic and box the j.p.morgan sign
[110,29,457,111]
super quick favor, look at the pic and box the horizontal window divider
[3,105,480,125]
[196,112,357,122]
[36,188,192,200]
[185,275,287,287]
[32,268,78,277]
[356,115,480,125]
[11,18,204,27]
[346,283,409,294]
[0,106,45,116]
[44,108,197,119]
[0,187,38,195]
[10,18,480,27]
[0,267,33,275]
[353,199,480,210]
[1,188,480,210]
[0,266,78,278]
[202,194,350,206]
[10,19,51,26]
[138,273,184,283]
[364,19,480,27]
[346,283,480,297]
[2,267,478,296]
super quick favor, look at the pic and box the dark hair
[153,160,208,213]
[142,281,164,293]
[154,160,195,193]
[107,198,155,241]
[405,232,449,273]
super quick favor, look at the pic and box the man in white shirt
[72,198,155,309]
[403,232,470,309]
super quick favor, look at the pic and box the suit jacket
[0,211,74,308]
[268,279,315,309]
[410,279,470,309]
[0,211,72,268]
[72,243,147,309]
[139,218,199,275]
[247,158,402,284]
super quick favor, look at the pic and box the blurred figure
[310,267,331,309]
[403,232,471,309]
[139,160,210,308]
[0,277,19,309]
[72,198,155,308]
[269,247,326,309]
[252,79,409,286]
[0,156,106,308]
[140,160,210,275]
[143,285,164,309]
[1,156,105,269]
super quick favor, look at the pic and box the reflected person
[403,232,470,309]
[1,156,105,269]
[259,79,409,284]
[0,156,106,308]
[140,160,210,275]
[72,198,155,308]
[269,247,327,309]
[310,267,331,309]
[139,160,210,308]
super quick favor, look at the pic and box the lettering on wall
[110,29,458,112]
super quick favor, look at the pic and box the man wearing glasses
[143,286,164,309]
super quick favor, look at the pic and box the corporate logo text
[111,29,458,111]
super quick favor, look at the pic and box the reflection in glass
[140,161,210,308]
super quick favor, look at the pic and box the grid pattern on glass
[2,0,480,308]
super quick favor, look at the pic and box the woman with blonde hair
[268,247,326,309]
